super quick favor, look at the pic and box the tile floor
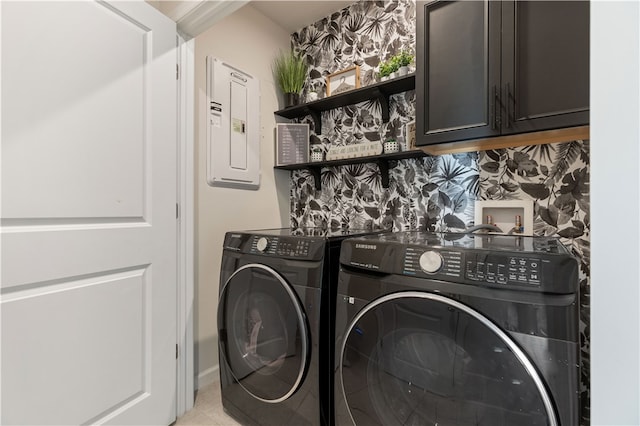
[174,381,242,426]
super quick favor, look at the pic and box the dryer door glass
[218,264,309,403]
[338,292,557,426]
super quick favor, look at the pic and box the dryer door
[218,264,309,403]
[338,291,558,426]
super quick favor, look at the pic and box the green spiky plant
[272,50,309,96]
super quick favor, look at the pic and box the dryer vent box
[206,57,260,189]
[475,200,534,236]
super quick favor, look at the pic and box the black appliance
[218,227,386,426]
[335,231,580,426]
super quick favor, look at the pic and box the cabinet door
[501,1,589,135]
[416,0,501,146]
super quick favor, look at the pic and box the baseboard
[196,365,219,389]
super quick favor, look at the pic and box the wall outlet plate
[474,200,534,236]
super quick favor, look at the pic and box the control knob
[419,251,443,274]
[256,237,269,252]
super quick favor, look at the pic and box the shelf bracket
[372,88,390,122]
[308,166,322,191]
[307,109,322,134]
[376,159,390,188]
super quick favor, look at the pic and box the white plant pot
[398,66,409,76]
[384,141,399,154]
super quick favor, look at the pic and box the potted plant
[394,50,414,76]
[383,138,399,154]
[379,50,414,80]
[272,50,309,107]
[378,60,398,81]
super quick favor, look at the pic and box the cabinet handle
[492,85,499,130]
[506,83,513,129]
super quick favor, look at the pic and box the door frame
[177,34,195,417]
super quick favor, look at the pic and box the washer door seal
[339,291,558,426]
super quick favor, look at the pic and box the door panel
[2,1,149,219]
[2,268,146,424]
[1,1,177,424]
[502,0,590,134]
[416,0,501,145]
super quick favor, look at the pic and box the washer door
[218,264,309,403]
[339,292,557,426]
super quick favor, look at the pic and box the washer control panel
[403,248,543,288]
[465,256,541,287]
[404,247,463,278]
[342,232,577,294]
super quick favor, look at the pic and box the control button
[256,237,269,252]
[419,251,443,274]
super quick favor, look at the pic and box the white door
[1,1,177,424]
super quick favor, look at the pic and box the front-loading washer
[334,231,580,426]
[217,227,386,426]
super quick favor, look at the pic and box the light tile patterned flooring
[174,380,242,426]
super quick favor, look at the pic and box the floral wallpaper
[288,1,590,424]
[478,140,591,424]
[292,0,416,152]
[291,153,478,231]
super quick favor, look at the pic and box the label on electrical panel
[232,118,245,134]
[210,101,222,112]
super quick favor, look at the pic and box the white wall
[591,1,640,424]
[194,4,291,386]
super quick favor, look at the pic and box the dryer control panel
[249,236,312,258]
[223,232,325,261]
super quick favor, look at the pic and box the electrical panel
[206,57,260,189]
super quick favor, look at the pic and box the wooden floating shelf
[274,74,415,134]
[274,149,427,190]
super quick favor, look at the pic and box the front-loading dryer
[334,231,580,426]
[218,227,386,426]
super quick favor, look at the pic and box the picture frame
[275,123,309,166]
[405,120,416,150]
[326,65,360,97]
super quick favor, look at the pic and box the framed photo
[405,120,416,150]
[326,65,360,97]
[275,123,309,166]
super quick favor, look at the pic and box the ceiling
[146,0,353,38]
[249,1,354,34]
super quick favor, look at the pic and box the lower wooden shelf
[274,150,427,190]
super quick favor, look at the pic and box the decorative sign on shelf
[326,141,383,161]
[275,123,309,166]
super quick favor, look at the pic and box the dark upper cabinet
[416,0,589,146]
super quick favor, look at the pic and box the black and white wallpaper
[292,0,416,152]
[288,1,590,423]
[478,141,591,423]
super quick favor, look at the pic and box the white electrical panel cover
[206,57,260,189]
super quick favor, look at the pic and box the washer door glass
[339,292,557,426]
[218,264,309,403]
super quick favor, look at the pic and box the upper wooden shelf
[274,74,415,134]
